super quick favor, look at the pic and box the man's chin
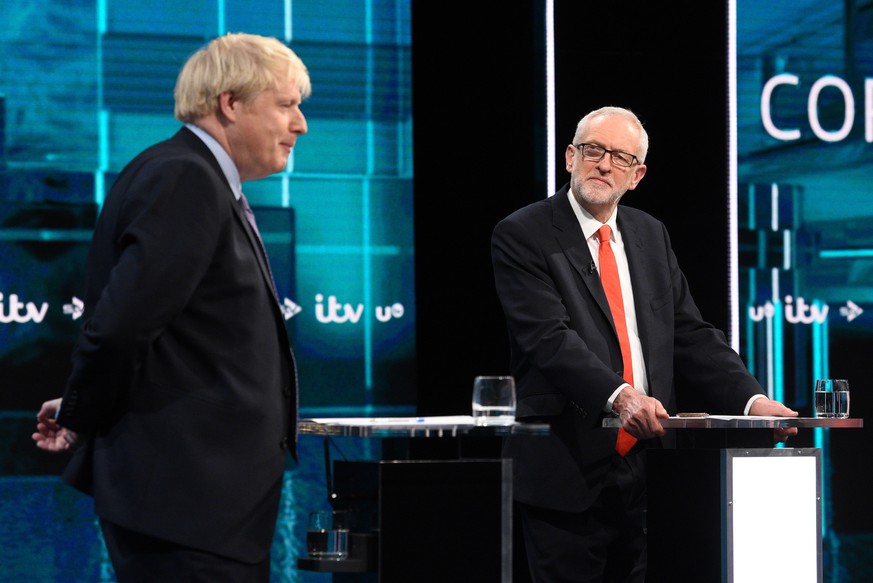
[579,191,620,207]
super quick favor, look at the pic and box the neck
[580,201,617,224]
[191,115,232,157]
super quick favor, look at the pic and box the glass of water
[472,375,516,426]
[815,379,850,419]
[307,509,349,560]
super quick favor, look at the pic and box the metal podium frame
[297,416,549,583]
[632,416,863,583]
[723,448,821,583]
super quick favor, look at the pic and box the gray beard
[570,175,623,209]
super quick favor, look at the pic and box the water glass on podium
[472,375,516,426]
[307,509,349,560]
[814,379,850,418]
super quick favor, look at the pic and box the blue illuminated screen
[0,0,415,417]
[0,2,412,581]
[735,0,871,411]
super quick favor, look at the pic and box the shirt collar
[566,187,618,241]
[185,123,243,201]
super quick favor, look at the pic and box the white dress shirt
[567,189,765,416]
[567,190,648,411]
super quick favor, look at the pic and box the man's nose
[596,154,614,170]
[292,109,308,135]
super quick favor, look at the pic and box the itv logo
[0,292,49,324]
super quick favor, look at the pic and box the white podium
[725,448,820,582]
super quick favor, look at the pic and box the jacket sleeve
[58,154,228,433]
[491,208,625,420]
[656,221,764,413]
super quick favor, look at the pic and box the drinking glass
[307,510,349,560]
[472,376,516,426]
[815,379,850,419]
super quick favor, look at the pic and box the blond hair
[174,33,311,122]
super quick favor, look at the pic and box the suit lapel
[550,189,613,326]
[234,197,281,306]
[617,210,656,394]
[175,128,282,309]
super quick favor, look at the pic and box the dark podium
[296,416,548,583]
[600,416,864,583]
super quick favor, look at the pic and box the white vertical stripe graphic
[546,0,556,198]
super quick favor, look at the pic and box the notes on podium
[309,415,475,427]
[299,415,550,437]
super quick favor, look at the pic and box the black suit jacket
[491,184,763,511]
[57,128,297,562]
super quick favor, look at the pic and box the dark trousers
[100,519,271,583]
[518,452,647,583]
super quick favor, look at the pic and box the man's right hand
[613,386,669,439]
[33,398,79,452]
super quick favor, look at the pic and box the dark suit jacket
[57,127,297,563]
[491,184,763,512]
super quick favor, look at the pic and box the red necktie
[597,225,637,456]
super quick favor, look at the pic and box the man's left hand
[749,397,799,443]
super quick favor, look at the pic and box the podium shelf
[299,415,550,438]
[601,415,863,429]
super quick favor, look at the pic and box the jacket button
[280,437,289,450]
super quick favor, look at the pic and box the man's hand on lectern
[749,397,799,443]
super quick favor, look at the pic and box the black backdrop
[412,1,873,539]
[413,1,731,418]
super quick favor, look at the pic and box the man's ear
[218,91,237,121]
[565,144,576,172]
[628,164,647,191]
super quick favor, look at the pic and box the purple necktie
[238,193,280,302]
[239,193,298,456]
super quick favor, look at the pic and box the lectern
[296,416,548,583]
[601,416,863,583]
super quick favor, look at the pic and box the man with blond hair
[33,33,309,582]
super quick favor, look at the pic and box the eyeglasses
[573,143,639,168]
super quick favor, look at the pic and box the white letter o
[808,76,854,142]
